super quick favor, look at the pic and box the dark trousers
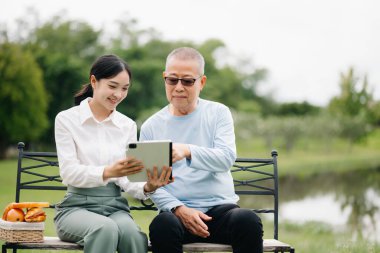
[149,204,263,253]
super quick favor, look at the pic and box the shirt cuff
[166,202,184,212]
[186,144,196,167]
[92,165,109,186]
[117,177,147,200]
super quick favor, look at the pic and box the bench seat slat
[4,237,82,250]
[5,237,292,252]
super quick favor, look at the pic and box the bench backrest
[15,142,279,239]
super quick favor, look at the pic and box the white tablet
[126,140,172,182]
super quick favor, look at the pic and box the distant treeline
[0,12,379,157]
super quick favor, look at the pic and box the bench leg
[1,245,18,253]
[1,245,19,253]
[1,245,9,253]
[274,249,294,253]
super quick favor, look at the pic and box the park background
[1,1,380,252]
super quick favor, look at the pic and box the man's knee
[230,208,263,234]
[149,212,183,240]
[227,208,263,253]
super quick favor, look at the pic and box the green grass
[237,129,380,178]
[1,130,380,252]
[277,221,379,253]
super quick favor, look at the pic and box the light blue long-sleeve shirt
[140,98,239,213]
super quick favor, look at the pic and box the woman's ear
[90,75,97,89]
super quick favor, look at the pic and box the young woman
[54,54,172,253]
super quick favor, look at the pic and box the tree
[370,101,380,126]
[1,11,271,149]
[276,101,320,116]
[328,67,373,119]
[25,17,105,143]
[114,39,176,120]
[113,37,269,121]
[0,42,48,158]
[328,67,375,145]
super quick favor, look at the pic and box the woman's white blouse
[54,98,146,199]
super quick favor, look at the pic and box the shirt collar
[79,98,123,128]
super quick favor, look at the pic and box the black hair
[74,54,132,105]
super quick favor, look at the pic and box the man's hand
[173,205,212,238]
[172,143,191,163]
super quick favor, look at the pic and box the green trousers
[54,183,148,253]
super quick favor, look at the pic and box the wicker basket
[0,219,44,243]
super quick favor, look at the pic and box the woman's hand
[144,166,173,192]
[103,157,144,180]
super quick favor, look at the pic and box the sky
[1,0,379,106]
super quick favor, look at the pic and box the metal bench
[2,142,295,253]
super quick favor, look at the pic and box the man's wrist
[186,144,192,159]
[170,205,183,214]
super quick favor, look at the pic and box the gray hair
[166,47,205,75]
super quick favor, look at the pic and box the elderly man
[140,47,263,253]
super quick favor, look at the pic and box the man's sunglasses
[164,76,202,87]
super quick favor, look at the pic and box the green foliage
[0,42,48,157]
[116,37,269,120]
[279,221,380,253]
[233,111,377,153]
[1,10,379,156]
[115,40,178,119]
[370,101,380,126]
[0,11,271,152]
[275,101,320,116]
[23,17,105,142]
[202,65,243,107]
[328,67,374,120]
[337,114,372,147]
[234,113,299,152]
[327,68,376,143]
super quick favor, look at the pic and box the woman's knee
[93,219,119,239]
[55,210,119,244]
[118,218,147,241]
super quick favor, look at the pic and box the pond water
[238,167,380,242]
[279,168,380,242]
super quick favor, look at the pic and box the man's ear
[200,75,207,91]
